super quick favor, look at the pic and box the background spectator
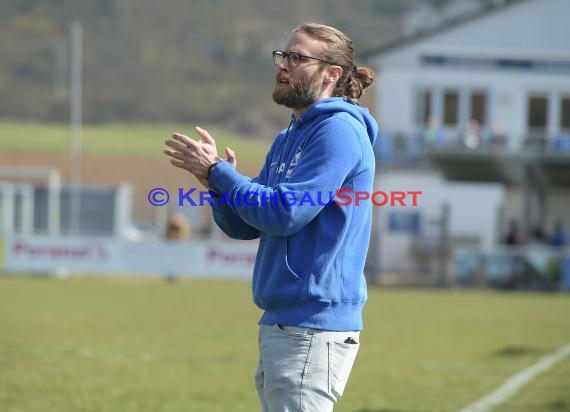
[504,219,524,246]
[165,213,191,240]
[549,220,567,248]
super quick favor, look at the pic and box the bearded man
[164,22,378,412]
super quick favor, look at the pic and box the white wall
[375,170,504,273]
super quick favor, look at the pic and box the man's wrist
[206,160,222,180]
[206,160,223,198]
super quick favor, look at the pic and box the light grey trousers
[255,324,360,412]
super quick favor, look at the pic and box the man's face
[272,32,328,110]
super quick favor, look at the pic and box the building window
[470,92,486,126]
[443,91,458,126]
[527,96,548,136]
[416,89,431,126]
[561,97,570,132]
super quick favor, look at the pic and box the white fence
[1,235,257,279]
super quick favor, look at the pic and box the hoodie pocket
[253,237,303,308]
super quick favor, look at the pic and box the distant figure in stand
[549,220,567,248]
[488,121,508,149]
[504,220,524,246]
[423,117,445,148]
[165,213,191,240]
[462,119,482,150]
[528,224,546,246]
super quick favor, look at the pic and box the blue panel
[388,212,420,233]
[421,55,570,73]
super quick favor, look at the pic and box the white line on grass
[459,343,570,412]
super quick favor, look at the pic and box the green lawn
[0,276,569,412]
[0,121,270,162]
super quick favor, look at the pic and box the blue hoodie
[208,97,378,331]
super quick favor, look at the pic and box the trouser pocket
[328,337,360,400]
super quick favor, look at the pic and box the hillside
[0,0,446,138]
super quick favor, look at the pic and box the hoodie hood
[295,97,378,146]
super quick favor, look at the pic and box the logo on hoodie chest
[275,147,302,180]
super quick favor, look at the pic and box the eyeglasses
[272,50,333,67]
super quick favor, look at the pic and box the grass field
[1,275,569,412]
[0,121,270,162]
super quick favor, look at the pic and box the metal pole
[69,22,83,236]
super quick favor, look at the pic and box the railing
[452,246,569,291]
[374,131,570,165]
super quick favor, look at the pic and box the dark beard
[272,71,321,109]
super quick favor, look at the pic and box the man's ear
[324,65,343,84]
